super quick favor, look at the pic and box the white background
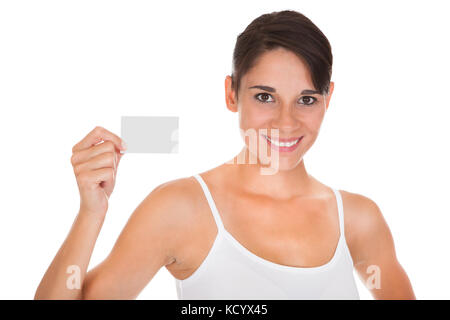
[1,0,449,299]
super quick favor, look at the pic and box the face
[225,47,334,172]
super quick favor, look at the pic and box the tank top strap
[193,174,225,232]
[331,188,345,239]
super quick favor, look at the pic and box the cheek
[239,105,271,129]
[299,115,325,150]
[300,109,325,133]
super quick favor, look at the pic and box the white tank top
[175,174,360,299]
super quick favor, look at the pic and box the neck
[225,146,313,199]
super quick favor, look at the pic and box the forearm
[373,262,416,300]
[34,210,105,299]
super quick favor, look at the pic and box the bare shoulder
[130,175,203,262]
[339,189,394,265]
[147,175,200,212]
[339,190,387,234]
[337,189,415,299]
[310,177,385,235]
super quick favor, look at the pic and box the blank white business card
[120,116,178,153]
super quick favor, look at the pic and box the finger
[99,167,115,196]
[94,167,115,188]
[74,152,115,176]
[72,140,116,166]
[72,126,126,154]
[77,166,114,190]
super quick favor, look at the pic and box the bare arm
[81,180,191,299]
[35,126,125,299]
[34,210,106,299]
[35,126,192,299]
[343,191,416,300]
[35,178,191,299]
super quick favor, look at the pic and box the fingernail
[121,140,127,151]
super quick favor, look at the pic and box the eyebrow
[248,85,320,95]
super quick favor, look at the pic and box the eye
[299,96,317,106]
[254,93,274,104]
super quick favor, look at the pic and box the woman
[35,10,415,300]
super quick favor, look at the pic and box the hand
[71,126,126,217]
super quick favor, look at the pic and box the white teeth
[264,136,300,147]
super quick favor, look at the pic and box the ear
[325,81,334,111]
[225,75,238,113]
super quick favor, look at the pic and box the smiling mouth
[262,135,303,147]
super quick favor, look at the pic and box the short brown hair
[231,10,333,100]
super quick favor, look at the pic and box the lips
[261,134,303,152]
[263,135,302,143]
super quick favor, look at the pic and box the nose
[272,104,298,130]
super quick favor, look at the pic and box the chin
[277,159,302,172]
